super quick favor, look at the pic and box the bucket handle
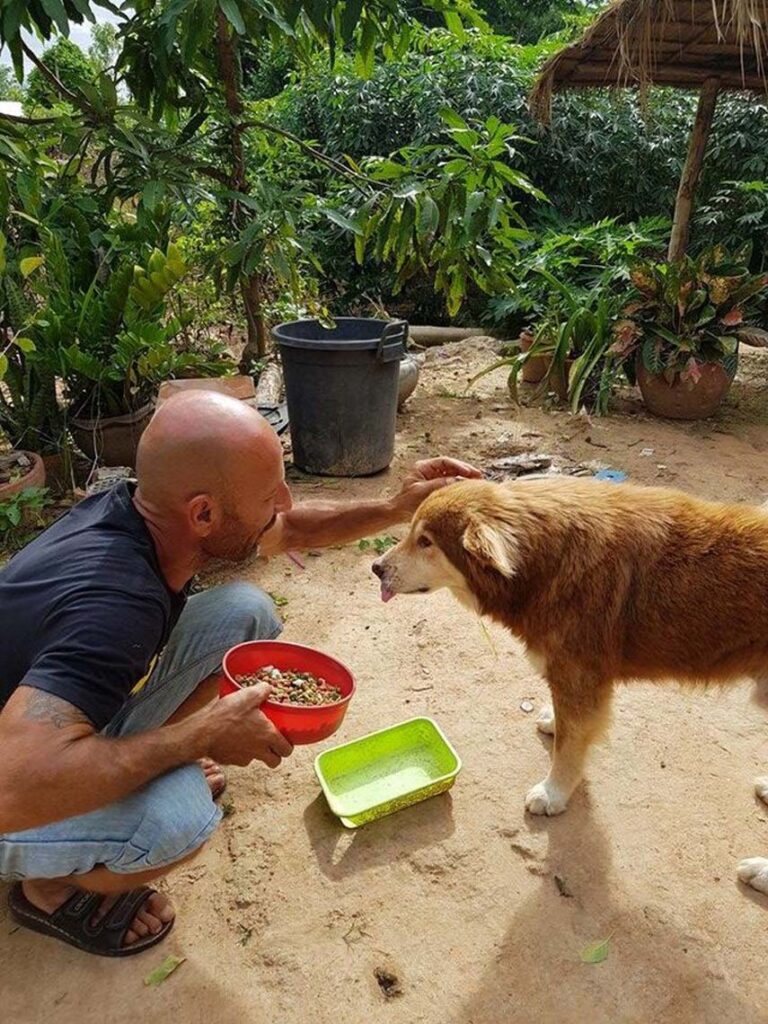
[377,320,408,363]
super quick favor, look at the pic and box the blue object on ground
[594,469,628,483]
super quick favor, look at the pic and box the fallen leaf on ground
[144,955,186,987]
[580,938,610,964]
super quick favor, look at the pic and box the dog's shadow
[302,790,456,881]
[454,792,758,1024]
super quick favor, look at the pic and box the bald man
[0,392,480,957]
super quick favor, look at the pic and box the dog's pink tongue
[380,583,395,603]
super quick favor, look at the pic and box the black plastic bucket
[273,318,407,477]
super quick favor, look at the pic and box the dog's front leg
[526,684,612,816]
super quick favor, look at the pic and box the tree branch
[194,163,231,185]
[0,112,62,127]
[238,119,380,188]
[22,43,81,107]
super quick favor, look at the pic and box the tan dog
[372,477,768,891]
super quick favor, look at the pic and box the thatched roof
[531,0,768,119]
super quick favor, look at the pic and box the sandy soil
[5,339,768,1024]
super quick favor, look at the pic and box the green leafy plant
[359,534,399,553]
[19,239,234,420]
[0,486,52,553]
[338,109,542,316]
[0,216,66,454]
[694,180,768,272]
[613,247,768,384]
[485,216,669,334]
[25,38,97,111]
[472,272,623,413]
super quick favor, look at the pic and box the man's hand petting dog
[393,457,482,517]
[203,684,293,768]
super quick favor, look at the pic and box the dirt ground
[5,339,768,1024]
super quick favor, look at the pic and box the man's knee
[111,764,221,873]
[0,765,221,881]
[216,582,282,641]
[189,582,282,645]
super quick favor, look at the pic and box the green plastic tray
[314,717,461,828]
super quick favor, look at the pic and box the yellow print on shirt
[130,654,158,695]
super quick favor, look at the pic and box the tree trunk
[214,10,268,365]
[668,76,720,263]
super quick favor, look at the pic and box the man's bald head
[135,392,290,564]
[137,392,282,505]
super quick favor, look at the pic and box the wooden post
[668,76,720,262]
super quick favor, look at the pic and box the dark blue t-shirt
[0,482,186,729]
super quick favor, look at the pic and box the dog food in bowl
[221,640,356,745]
[234,666,343,706]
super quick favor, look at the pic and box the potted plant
[1,253,68,465]
[471,276,622,415]
[0,447,46,501]
[614,248,768,420]
[21,241,234,466]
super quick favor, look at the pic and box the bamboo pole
[668,76,721,262]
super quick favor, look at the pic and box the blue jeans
[0,583,282,881]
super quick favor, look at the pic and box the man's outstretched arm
[259,457,481,557]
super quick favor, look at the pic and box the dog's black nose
[371,561,384,579]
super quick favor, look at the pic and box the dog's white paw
[525,780,568,816]
[755,777,768,805]
[738,857,768,894]
[536,705,556,736]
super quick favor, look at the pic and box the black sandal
[8,882,174,957]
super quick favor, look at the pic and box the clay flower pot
[70,402,154,468]
[636,354,737,420]
[0,450,46,501]
[520,330,550,384]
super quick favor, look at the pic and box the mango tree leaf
[354,18,376,78]
[322,208,363,235]
[439,107,468,131]
[340,0,364,42]
[443,9,466,41]
[418,195,439,239]
[20,256,44,278]
[40,0,69,34]
[219,0,245,34]
[144,955,186,987]
[142,181,165,212]
[0,353,8,379]
[580,938,610,964]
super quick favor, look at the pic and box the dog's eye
[417,535,432,549]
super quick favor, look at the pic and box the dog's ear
[462,514,517,577]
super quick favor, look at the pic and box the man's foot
[199,757,227,800]
[20,879,174,947]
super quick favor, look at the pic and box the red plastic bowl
[221,640,356,745]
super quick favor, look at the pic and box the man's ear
[188,494,218,537]
[462,514,517,577]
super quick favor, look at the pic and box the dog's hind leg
[536,705,556,735]
[751,672,768,710]
[526,682,612,816]
[738,858,768,895]
[755,777,768,806]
